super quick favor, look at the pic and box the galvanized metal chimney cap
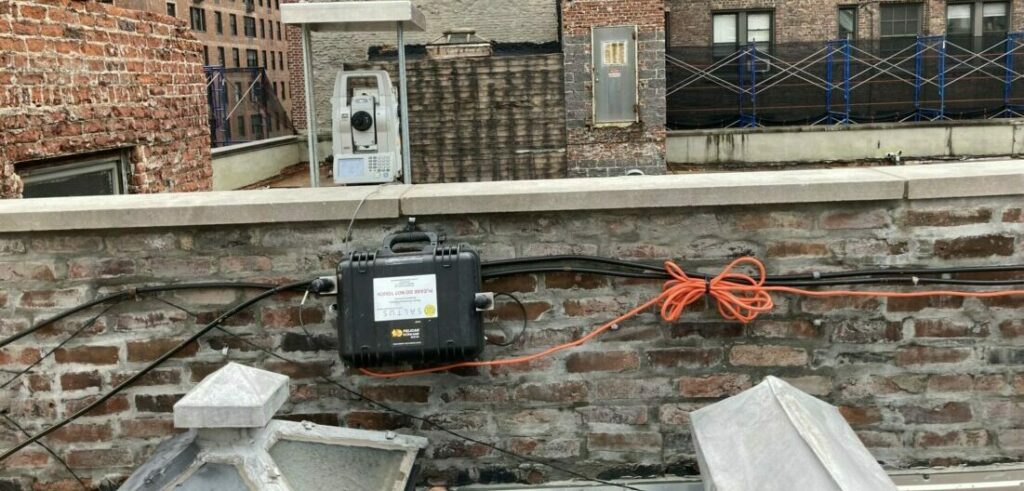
[173,362,290,429]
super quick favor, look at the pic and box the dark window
[246,48,258,67]
[260,19,265,38]
[202,45,209,65]
[189,7,206,32]
[273,81,278,94]
[880,3,922,37]
[217,46,225,66]
[244,16,256,37]
[232,48,240,67]
[279,51,284,69]
[270,51,276,70]
[229,14,238,35]
[275,0,279,9]
[237,115,246,137]
[251,114,263,137]
[838,6,857,40]
[277,21,282,40]
[234,81,243,102]
[712,11,772,56]
[214,11,223,34]
[21,151,129,198]
[282,81,286,100]
[166,2,176,17]
[262,50,267,69]
[258,0,262,6]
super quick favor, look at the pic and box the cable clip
[911,276,920,286]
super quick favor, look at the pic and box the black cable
[1,301,121,390]
[0,281,299,350]
[487,292,528,347]
[0,280,310,463]
[0,412,86,490]
[210,326,644,491]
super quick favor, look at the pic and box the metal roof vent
[426,28,492,59]
[119,362,427,491]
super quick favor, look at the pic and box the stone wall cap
[173,362,290,429]
[0,162,1021,231]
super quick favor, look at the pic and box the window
[20,151,129,198]
[217,46,225,66]
[275,0,279,9]
[214,11,223,34]
[712,11,772,56]
[244,16,256,37]
[262,50,267,69]
[273,81,278,94]
[277,22,282,40]
[947,2,1008,38]
[246,48,258,67]
[237,115,246,137]
[279,51,284,69]
[260,19,265,38]
[232,48,240,67]
[282,82,286,100]
[880,3,922,38]
[270,51,276,70]
[251,114,263,137]
[229,14,238,35]
[838,6,856,40]
[189,7,206,32]
[258,0,262,6]
[202,45,209,65]
[234,82,243,102]
[166,2,176,17]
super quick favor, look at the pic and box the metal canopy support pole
[301,24,320,188]
[397,22,412,184]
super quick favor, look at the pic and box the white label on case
[373,274,438,322]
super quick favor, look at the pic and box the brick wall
[668,0,1024,47]
[561,0,667,177]
[3,195,1024,488]
[0,0,212,198]
[285,0,559,131]
[346,55,567,182]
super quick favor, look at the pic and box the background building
[117,0,294,146]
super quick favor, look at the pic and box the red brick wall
[0,0,212,197]
[668,0,1024,47]
[561,0,668,177]
[3,197,1024,488]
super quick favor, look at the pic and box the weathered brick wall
[668,0,1024,47]
[562,0,667,177]
[285,0,559,131]
[3,196,1024,488]
[345,55,567,182]
[0,0,212,197]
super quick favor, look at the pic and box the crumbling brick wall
[0,0,212,198]
[561,0,667,177]
[2,196,1024,488]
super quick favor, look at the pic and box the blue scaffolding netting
[667,33,1024,129]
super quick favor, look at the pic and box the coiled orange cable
[360,256,1024,378]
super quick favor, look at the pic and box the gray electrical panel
[592,25,637,124]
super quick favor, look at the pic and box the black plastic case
[337,231,483,367]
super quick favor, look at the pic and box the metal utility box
[592,25,638,125]
[337,232,483,367]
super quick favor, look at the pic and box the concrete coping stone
[173,362,290,429]
[0,161,1020,231]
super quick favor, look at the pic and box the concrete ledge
[874,160,1024,200]
[0,186,405,232]
[399,168,906,215]
[0,162,1021,232]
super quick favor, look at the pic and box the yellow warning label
[424,304,436,316]
[391,328,403,338]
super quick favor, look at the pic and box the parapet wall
[1,161,1023,488]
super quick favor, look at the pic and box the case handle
[383,231,438,254]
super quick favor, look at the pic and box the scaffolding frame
[667,32,1024,128]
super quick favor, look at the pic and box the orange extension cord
[360,256,1024,378]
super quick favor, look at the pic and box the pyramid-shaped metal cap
[173,362,290,429]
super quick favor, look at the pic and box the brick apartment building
[116,0,292,144]
[668,0,1024,48]
[0,0,213,199]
